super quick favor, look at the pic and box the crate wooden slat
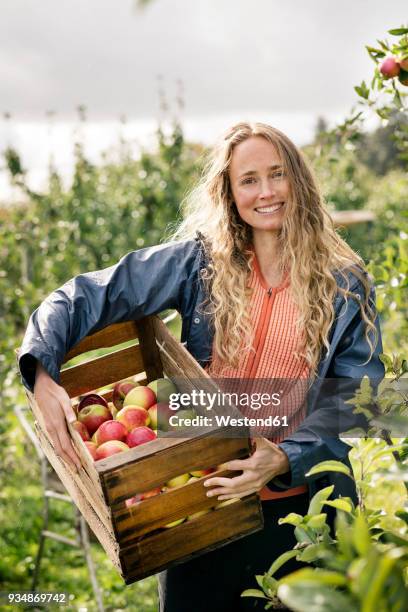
[64,321,139,362]
[112,469,237,542]
[120,495,263,584]
[25,314,264,584]
[98,430,251,507]
[33,420,120,572]
[60,344,144,398]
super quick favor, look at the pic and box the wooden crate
[25,315,264,584]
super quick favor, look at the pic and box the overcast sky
[0,0,406,196]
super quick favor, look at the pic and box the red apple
[148,402,173,431]
[147,378,178,403]
[78,393,109,411]
[95,440,129,460]
[123,385,156,410]
[125,487,161,507]
[84,441,98,460]
[380,57,400,78]
[112,381,137,411]
[116,405,150,431]
[72,420,90,441]
[78,404,112,436]
[190,467,215,478]
[127,426,157,448]
[94,420,128,446]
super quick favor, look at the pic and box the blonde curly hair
[171,122,378,376]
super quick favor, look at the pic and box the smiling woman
[229,137,289,234]
[19,121,384,612]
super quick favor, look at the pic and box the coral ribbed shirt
[208,253,309,500]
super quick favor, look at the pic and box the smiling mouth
[254,202,285,214]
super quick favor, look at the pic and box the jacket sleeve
[269,283,385,490]
[19,240,199,392]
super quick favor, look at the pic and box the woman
[19,122,384,611]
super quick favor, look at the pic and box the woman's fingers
[34,363,82,471]
[44,407,80,471]
[55,423,81,472]
[204,472,253,497]
[59,391,77,424]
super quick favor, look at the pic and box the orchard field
[1,27,407,612]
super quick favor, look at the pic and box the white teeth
[255,202,284,214]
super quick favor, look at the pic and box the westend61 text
[168,414,289,428]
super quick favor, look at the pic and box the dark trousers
[158,492,309,612]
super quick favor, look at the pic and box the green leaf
[308,485,335,515]
[306,461,352,478]
[294,526,315,544]
[241,588,268,599]
[395,510,408,524]
[388,28,408,35]
[365,45,386,58]
[278,512,303,526]
[267,549,299,577]
[278,582,356,612]
[353,514,371,556]
[354,81,370,100]
[307,513,328,529]
[280,567,348,586]
[324,498,353,513]
[297,543,327,563]
[379,353,393,369]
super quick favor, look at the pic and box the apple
[123,385,156,410]
[125,487,161,507]
[116,405,150,431]
[187,509,211,521]
[399,69,408,86]
[112,381,137,411]
[148,402,173,431]
[78,393,109,411]
[127,426,157,448]
[95,440,129,460]
[108,402,118,419]
[141,487,162,500]
[187,476,199,484]
[163,517,185,528]
[78,403,112,436]
[147,378,178,403]
[84,441,98,460]
[72,420,90,441]
[380,57,400,79]
[190,467,215,478]
[94,420,128,446]
[166,473,190,488]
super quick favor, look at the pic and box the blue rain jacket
[19,235,384,502]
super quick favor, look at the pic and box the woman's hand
[203,437,290,501]
[34,362,82,472]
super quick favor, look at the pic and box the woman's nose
[259,180,276,199]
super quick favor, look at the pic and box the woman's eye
[271,171,285,179]
[241,177,256,185]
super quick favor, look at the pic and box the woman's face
[228,136,290,234]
